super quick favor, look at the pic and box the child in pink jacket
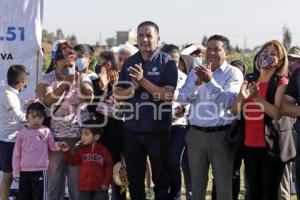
[12,102,64,200]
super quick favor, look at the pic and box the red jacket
[64,143,113,191]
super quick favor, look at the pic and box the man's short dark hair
[81,119,103,137]
[207,35,231,51]
[161,44,179,54]
[7,64,30,86]
[137,21,159,35]
[230,60,248,77]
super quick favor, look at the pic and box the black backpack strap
[244,72,279,125]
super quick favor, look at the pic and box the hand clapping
[239,80,259,100]
[194,63,213,83]
[128,63,144,82]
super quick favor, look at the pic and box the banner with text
[0,0,44,101]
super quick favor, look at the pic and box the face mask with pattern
[259,53,278,70]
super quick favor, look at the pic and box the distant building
[116,29,136,45]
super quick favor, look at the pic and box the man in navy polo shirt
[115,21,178,200]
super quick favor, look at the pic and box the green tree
[106,37,117,48]
[234,45,241,53]
[55,28,65,40]
[42,29,55,43]
[42,28,79,46]
[228,52,254,74]
[42,29,48,43]
[283,25,292,50]
[48,33,55,43]
[67,34,78,46]
[43,54,51,72]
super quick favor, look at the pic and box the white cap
[118,44,139,56]
[181,44,206,56]
[110,46,120,54]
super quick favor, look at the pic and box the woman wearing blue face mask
[231,40,291,200]
[74,44,98,81]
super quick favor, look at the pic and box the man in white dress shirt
[177,35,243,200]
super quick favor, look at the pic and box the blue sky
[43,0,300,48]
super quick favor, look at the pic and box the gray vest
[294,69,300,132]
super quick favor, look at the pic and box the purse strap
[52,89,69,114]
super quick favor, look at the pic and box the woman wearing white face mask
[74,44,98,81]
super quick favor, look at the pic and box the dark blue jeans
[244,147,285,200]
[124,131,169,200]
[102,118,126,200]
[167,125,190,200]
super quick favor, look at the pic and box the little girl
[12,102,63,200]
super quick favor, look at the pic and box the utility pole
[99,32,102,46]
[244,36,247,49]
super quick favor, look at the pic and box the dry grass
[123,164,298,200]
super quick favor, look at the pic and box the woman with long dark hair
[36,42,94,200]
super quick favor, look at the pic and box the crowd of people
[1,20,300,200]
